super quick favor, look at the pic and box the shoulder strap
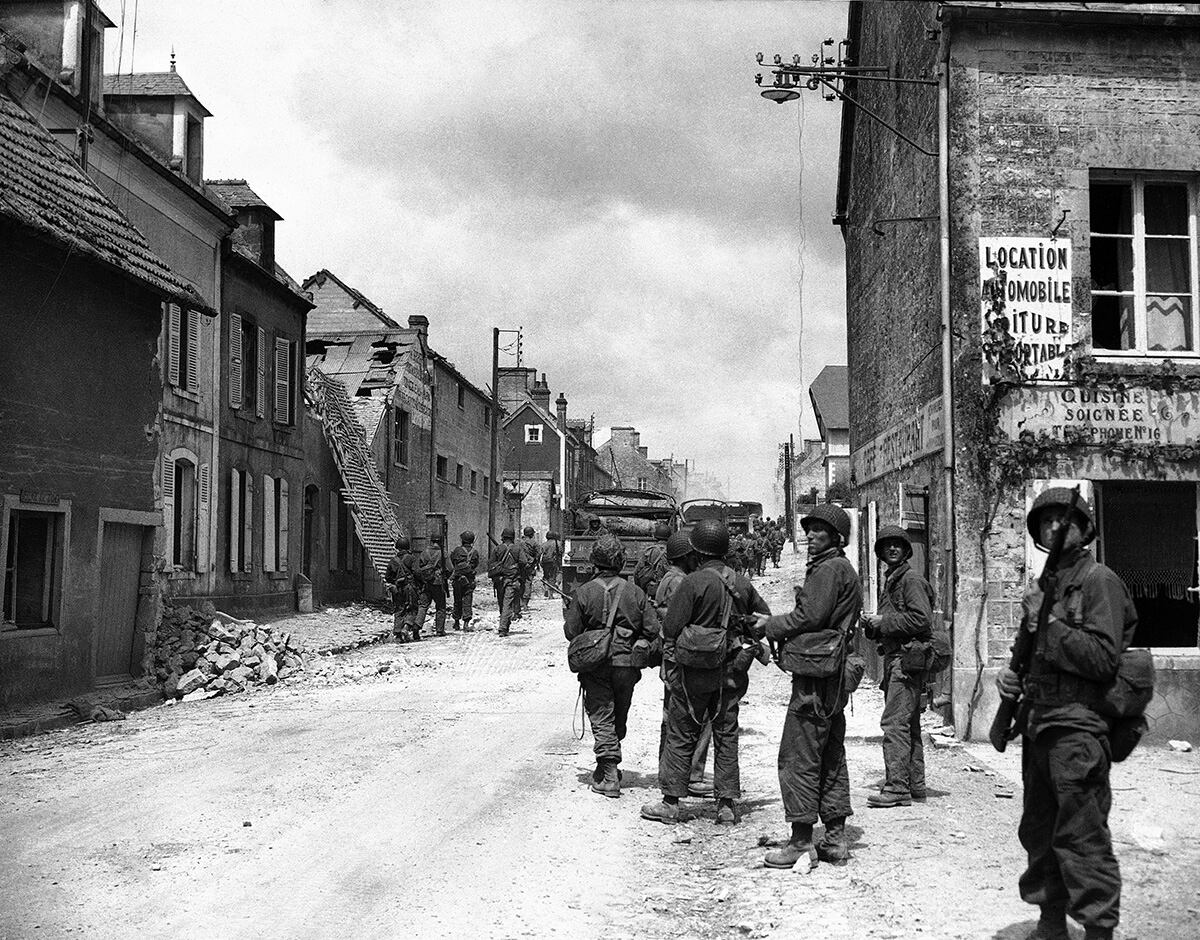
[603,579,628,632]
[718,570,737,630]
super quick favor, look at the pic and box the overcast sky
[102,0,848,512]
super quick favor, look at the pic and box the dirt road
[3,554,1198,939]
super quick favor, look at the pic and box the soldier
[542,530,563,598]
[724,530,746,575]
[759,504,861,869]
[641,520,770,826]
[413,533,450,637]
[751,529,767,576]
[564,534,660,798]
[488,528,521,637]
[655,530,712,798]
[770,523,784,568]
[449,530,481,632]
[996,489,1135,940]
[385,536,418,642]
[861,526,935,807]
[519,526,541,608]
[634,522,672,599]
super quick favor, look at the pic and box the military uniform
[541,534,563,598]
[635,540,670,599]
[489,536,521,636]
[449,538,480,631]
[414,541,450,637]
[385,546,418,640]
[655,562,711,793]
[519,533,541,606]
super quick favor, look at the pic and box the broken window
[1090,176,1198,354]
[2,508,65,629]
[394,407,410,466]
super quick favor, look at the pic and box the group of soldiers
[563,489,1134,940]
[385,525,564,640]
[725,520,786,577]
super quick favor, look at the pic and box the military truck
[561,488,681,599]
[680,498,729,531]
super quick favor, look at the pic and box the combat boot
[867,789,911,808]
[452,619,461,631]
[463,619,474,632]
[765,823,816,870]
[590,759,619,798]
[1024,903,1070,940]
[715,799,738,825]
[816,817,850,864]
[640,798,680,824]
[1082,928,1113,940]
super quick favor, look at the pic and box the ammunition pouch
[780,628,844,678]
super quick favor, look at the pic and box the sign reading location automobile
[979,237,1073,382]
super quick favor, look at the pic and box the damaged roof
[307,331,422,445]
[303,268,400,331]
[103,71,213,116]
[0,90,201,309]
[206,179,282,220]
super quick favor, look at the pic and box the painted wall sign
[852,396,945,486]
[1001,386,1200,445]
[396,350,433,430]
[980,237,1073,382]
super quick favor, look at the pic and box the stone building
[595,428,676,496]
[837,0,1200,739]
[808,365,851,493]
[498,368,574,536]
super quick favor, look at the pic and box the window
[525,424,542,444]
[167,304,200,393]
[636,477,648,491]
[263,474,289,573]
[393,407,410,466]
[484,406,491,428]
[484,476,491,497]
[273,337,295,424]
[455,463,465,488]
[1090,176,1198,354]
[457,384,465,410]
[436,455,449,480]
[2,507,66,629]
[470,470,478,493]
[228,314,260,414]
[170,458,196,569]
[228,468,252,572]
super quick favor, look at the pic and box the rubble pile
[154,604,309,699]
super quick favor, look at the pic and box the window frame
[525,424,542,444]
[393,406,411,467]
[0,495,71,635]
[166,303,202,398]
[457,383,465,410]
[455,463,465,488]
[1089,172,1200,359]
[470,470,478,494]
[436,455,449,481]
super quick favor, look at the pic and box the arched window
[162,449,207,572]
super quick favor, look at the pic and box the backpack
[414,550,440,585]
[675,570,737,671]
[488,544,514,580]
[1097,648,1156,762]
[567,580,627,674]
[634,545,668,592]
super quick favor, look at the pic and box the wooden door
[97,523,144,680]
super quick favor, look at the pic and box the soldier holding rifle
[993,488,1137,940]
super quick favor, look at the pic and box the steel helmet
[690,519,731,558]
[873,525,912,560]
[1027,487,1096,549]
[665,530,693,561]
[653,522,671,540]
[590,533,626,571]
[460,530,475,544]
[429,532,443,545]
[523,526,535,537]
[801,504,851,543]
[501,527,515,540]
[395,536,410,552]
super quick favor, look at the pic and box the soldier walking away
[770,524,784,568]
[449,531,481,632]
[752,529,767,576]
[414,532,450,637]
[515,526,541,617]
[642,519,770,826]
[654,530,713,798]
[563,534,660,799]
[542,530,563,598]
[861,526,935,807]
[759,504,861,870]
[488,528,521,636]
[386,536,418,642]
[996,488,1136,940]
[634,522,672,599]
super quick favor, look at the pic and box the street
[2,550,1199,939]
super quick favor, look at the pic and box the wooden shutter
[162,454,175,567]
[278,478,289,572]
[186,308,200,392]
[256,328,267,418]
[229,468,241,572]
[229,313,243,409]
[328,490,339,571]
[197,461,211,573]
[242,477,253,573]
[263,474,276,572]
[274,338,291,424]
[167,304,181,387]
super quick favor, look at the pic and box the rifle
[989,486,1081,753]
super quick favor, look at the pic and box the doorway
[303,485,319,577]
[96,522,146,680]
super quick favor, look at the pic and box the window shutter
[242,478,253,573]
[274,338,291,424]
[186,308,200,392]
[196,461,211,573]
[256,328,267,418]
[329,490,339,571]
[278,478,289,572]
[199,463,210,507]
[229,468,241,572]
[162,454,175,567]
[229,313,243,409]
[263,474,276,572]
[167,304,181,387]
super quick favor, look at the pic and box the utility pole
[784,435,795,548]
[76,0,94,170]
[489,327,500,541]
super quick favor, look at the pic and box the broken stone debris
[154,603,309,700]
[1168,740,1193,753]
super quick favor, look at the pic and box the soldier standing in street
[414,533,450,637]
[449,530,481,633]
[642,520,770,826]
[770,523,784,568]
[759,504,861,869]
[861,526,935,807]
[996,489,1136,940]
[564,534,660,799]
[634,522,672,599]
[488,528,520,637]
[542,530,563,598]
[654,530,713,798]
[386,536,418,642]
[513,526,540,619]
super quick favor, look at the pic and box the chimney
[407,315,429,340]
[610,427,639,449]
[638,446,649,459]
[531,372,551,412]
[497,367,536,409]
[555,392,568,432]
